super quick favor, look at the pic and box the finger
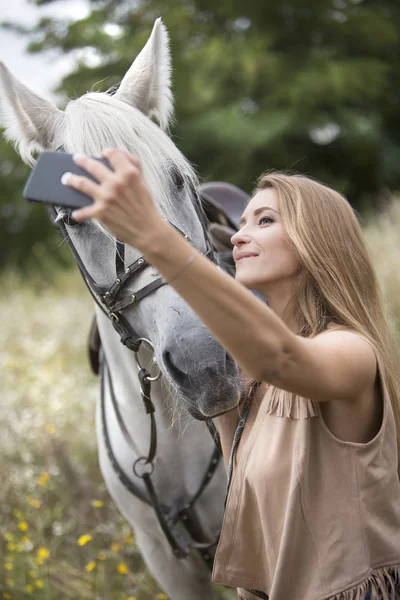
[73,153,114,182]
[71,205,99,222]
[102,147,142,173]
[61,171,100,200]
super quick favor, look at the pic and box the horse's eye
[171,166,185,189]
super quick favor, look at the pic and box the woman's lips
[235,253,258,262]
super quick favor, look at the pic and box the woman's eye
[259,216,274,225]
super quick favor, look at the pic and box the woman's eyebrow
[239,206,280,227]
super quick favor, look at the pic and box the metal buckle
[133,456,155,478]
[134,338,162,381]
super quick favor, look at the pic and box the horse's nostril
[225,352,238,375]
[162,351,189,389]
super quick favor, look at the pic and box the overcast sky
[0,0,90,101]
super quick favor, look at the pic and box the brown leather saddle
[88,181,250,375]
[199,181,249,230]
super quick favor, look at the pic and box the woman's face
[231,187,301,294]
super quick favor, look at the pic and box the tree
[1,0,400,269]
[0,137,71,271]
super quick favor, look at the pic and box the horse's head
[0,19,241,419]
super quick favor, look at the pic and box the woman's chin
[235,274,259,289]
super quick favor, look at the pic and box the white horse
[0,19,241,600]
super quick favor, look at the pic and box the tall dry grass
[1,197,400,599]
[363,199,400,342]
[0,268,234,599]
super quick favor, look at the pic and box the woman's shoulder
[314,322,378,374]
[317,322,377,350]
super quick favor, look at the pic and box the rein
[48,186,223,567]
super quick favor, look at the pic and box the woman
[63,149,400,600]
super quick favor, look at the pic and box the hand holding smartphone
[23,151,111,209]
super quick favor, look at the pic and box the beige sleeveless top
[212,343,400,600]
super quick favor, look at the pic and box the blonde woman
[63,148,400,600]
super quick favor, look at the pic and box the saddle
[88,181,249,376]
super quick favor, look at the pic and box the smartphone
[23,150,111,209]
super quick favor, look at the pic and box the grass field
[1,198,400,599]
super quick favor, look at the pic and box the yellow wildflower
[45,424,56,435]
[37,472,50,487]
[15,543,24,552]
[97,552,107,561]
[91,500,104,508]
[36,547,50,560]
[4,563,13,571]
[116,563,128,574]
[27,497,41,509]
[85,561,96,572]
[24,585,34,593]
[12,509,23,519]
[125,534,134,544]
[35,581,44,589]
[35,558,43,565]
[156,595,168,599]
[77,534,92,546]
[3,533,13,542]
[111,542,120,552]
[29,571,37,578]
[18,521,28,532]
[21,536,30,544]
[6,543,15,551]
[125,597,137,600]
[4,592,12,599]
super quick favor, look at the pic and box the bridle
[47,177,223,567]
[52,204,216,353]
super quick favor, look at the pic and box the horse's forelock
[63,92,199,225]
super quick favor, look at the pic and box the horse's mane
[62,91,199,224]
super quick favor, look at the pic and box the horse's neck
[94,308,216,492]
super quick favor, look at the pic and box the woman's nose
[231,228,250,246]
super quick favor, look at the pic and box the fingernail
[71,211,78,220]
[73,153,85,162]
[61,172,71,185]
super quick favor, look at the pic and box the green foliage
[1,0,400,271]
[0,139,72,272]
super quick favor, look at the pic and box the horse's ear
[0,62,64,164]
[115,18,173,129]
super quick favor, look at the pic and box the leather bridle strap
[48,194,223,566]
[48,204,216,353]
[102,355,221,563]
[116,240,125,277]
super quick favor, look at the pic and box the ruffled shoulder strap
[264,322,351,420]
[266,386,319,419]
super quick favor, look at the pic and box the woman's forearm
[140,220,292,382]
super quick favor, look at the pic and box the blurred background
[1,0,400,598]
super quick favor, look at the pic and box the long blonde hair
[252,171,400,473]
